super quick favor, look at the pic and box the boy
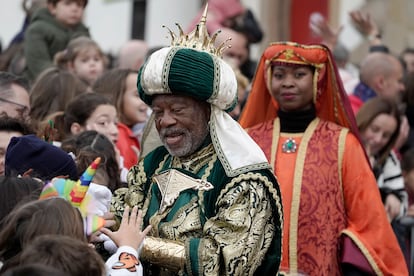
[23,0,89,82]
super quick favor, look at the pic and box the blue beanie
[5,135,78,181]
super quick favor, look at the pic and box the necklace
[282,137,297,153]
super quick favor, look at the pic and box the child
[2,263,69,276]
[50,93,129,182]
[17,207,150,275]
[23,0,90,82]
[0,176,43,228]
[18,235,106,276]
[0,199,150,275]
[5,134,78,181]
[93,68,149,168]
[55,36,107,87]
[0,197,87,272]
[51,93,118,143]
[29,66,88,132]
[61,130,123,192]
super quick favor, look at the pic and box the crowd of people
[0,0,413,275]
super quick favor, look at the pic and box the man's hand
[349,10,382,45]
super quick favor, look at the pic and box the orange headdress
[239,42,358,136]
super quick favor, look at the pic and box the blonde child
[55,36,107,87]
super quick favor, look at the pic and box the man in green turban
[111,6,283,276]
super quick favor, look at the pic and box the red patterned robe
[248,117,407,276]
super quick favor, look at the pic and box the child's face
[70,48,105,86]
[84,104,119,144]
[48,0,84,27]
[122,73,148,125]
[270,65,314,112]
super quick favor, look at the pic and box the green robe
[112,142,283,276]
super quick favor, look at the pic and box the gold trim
[209,118,271,177]
[162,47,180,93]
[145,154,169,236]
[141,236,185,272]
[338,128,348,204]
[270,118,280,171]
[287,118,319,272]
[341,230,382,276]
[198,153,217,218]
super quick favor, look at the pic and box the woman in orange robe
[239,42,408,275]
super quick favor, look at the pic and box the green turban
[137,47,237,111]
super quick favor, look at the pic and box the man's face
[0,131,23,175]
[380,59,405,101]
[152,95,210,157]
[222,32,249,69]
[0,84,30,119]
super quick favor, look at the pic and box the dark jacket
[23,8,90,81]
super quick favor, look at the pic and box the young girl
[54,36,107,88]
[50,93,130,182]
[93,68,149,168]
[51,93,119,143]
[61,130,122,192]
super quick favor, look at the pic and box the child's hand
[100,206,151,249]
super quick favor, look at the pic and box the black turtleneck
[278,106,316,133]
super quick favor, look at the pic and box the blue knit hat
[5,134,78,180]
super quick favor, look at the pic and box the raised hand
[101,206,151,250]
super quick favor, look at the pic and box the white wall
[84,0,132,55]
[144,0,199,48]
[0,0,26,48]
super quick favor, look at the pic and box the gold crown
[163,4,231,57]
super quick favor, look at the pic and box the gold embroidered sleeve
[194,172,281,275]
[141,236,185,272]
[111,162,148,222]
